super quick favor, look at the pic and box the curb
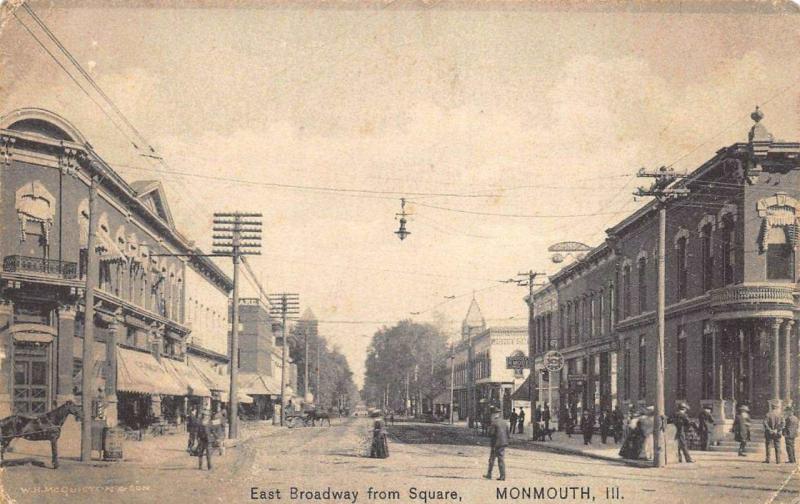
[522,441,652,468]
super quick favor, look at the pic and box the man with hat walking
[784,406,798,464]
[733,405,751,456]
[673,402,694,463]
[698,406,715,451]
[764,402,785,464]
[484,406,509,481]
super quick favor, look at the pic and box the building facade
[451,298,529,421]
[529,110,799,435]
[0,108,233,430]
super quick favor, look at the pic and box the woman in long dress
[370,413,389,459]
[619,410,642,459]
[638,406,655,460]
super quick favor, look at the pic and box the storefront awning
[238,373,272,396]
[188,356,230,394]
[510,373,536,402]
[433,390,451,405]
[163,358,212,397]
[117,347,185,396]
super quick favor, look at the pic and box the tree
[363,320,449,416]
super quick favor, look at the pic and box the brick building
[0,108,233,430]
[529,109,799,436]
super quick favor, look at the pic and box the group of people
[742,402,799,464]
[186,406,229,470]
[508,407,526,435]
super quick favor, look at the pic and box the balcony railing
[710,283,796,307]
[3,255,78,280]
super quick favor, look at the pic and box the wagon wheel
[303,416,313,427]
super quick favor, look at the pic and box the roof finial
[751,105,764,123]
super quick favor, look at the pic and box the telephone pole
[213,212,262,439]
[449,344,455,424]
[517,270,545,439]
[635,166,689,468]
[268,293,300,426]
[80,166,103,462]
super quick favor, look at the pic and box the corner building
[530,110,798,436]
[0,108,232,430]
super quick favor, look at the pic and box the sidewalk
[0,418,281,469]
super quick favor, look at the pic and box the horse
[309,409,332,427]
[0,400,83,469]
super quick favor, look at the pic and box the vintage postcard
[0,0,798,503]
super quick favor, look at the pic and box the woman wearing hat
[639,406,655,461]
[369,411,389,459]
[732,405,751,457]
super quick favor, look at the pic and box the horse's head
[63,400,83,421]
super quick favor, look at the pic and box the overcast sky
[2,2,799,386]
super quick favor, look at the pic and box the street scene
[0,1,799,503]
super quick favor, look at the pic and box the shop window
[623,340,631,401]
[701,326,714,399]
[767,243,795,281]
[676,326,687,399]
[13,302,51,326]
[638,335,647,399]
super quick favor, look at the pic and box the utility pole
[268,293,300,426]
[304,330,309,399]
[517,270,545,439]
[449,343,455,424]
[80,167,103,463]
[316,335,321,404]
[635,166,688,468]
[213,212,262,439]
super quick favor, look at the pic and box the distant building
[450,297,529,421]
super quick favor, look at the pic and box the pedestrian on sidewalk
[581,409,594,445]
[196,412,215,471]
[187,406,198,454]
[483,406,508,481]
[543,403,551,432]
[612,405,624,444]
[698,406,714,450]
[565,409,574,438]
[672,402,695,463]
[509,409,518,436]
[639,406,655,461]
[784,406,798,464]
[599,409,610,444]
[732,405,750,457]
[764,402,785,464]
[517,407,525,434]
[619,409,643,460]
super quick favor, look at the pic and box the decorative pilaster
[771,318,783,409]
[104,316,120,427]
[784,320,794,407]
[0,301,12,417]
[57,304,76,404]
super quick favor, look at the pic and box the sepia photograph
[0,0,798,502]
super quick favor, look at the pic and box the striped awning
[163,358,211,397]
[117,347,184,396]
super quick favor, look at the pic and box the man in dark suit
[764,402,785,464]
[698,406,715,451]
[483,406,509,481]
[784,406,798,464]
[543,403,551,432]
[517,407,525,435]
[581,409,595,445]
[196,411,216,470]
[673,402,695,463]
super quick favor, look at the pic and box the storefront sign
[543,350,565,372]
[568,373,587,383]
[506,354,530,370]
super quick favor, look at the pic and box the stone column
[784,320,794,408]
[57,304,76,404]
[0,301,13,417]
[771,318,783,408]
[104,317,119,427]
